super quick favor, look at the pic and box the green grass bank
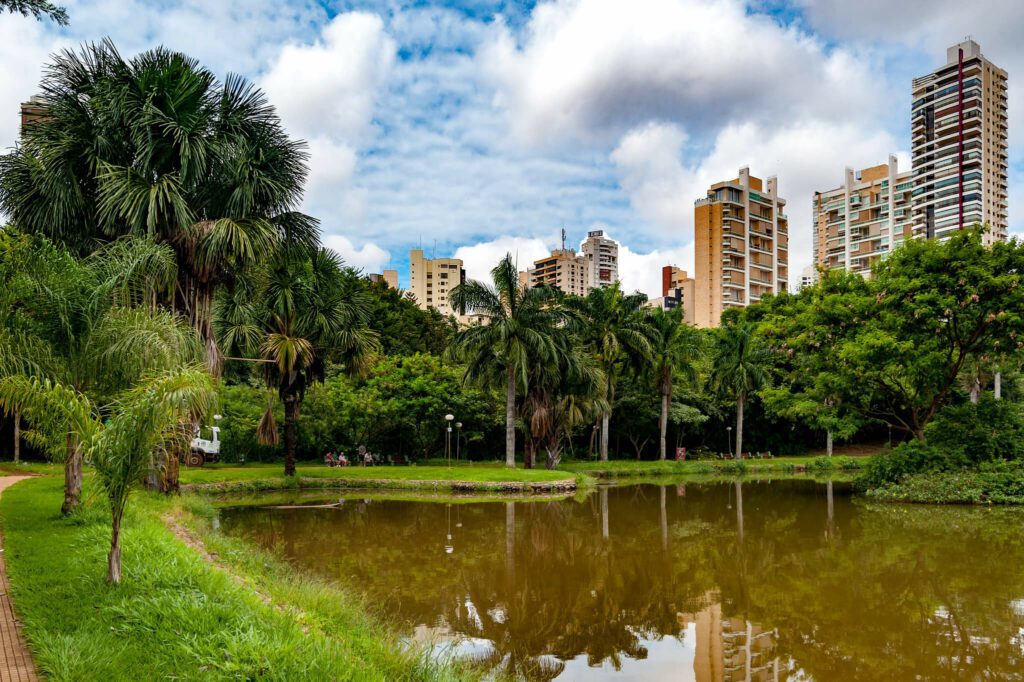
[179,462,581,494]
[561,455,865,478]
[0,476,469,681]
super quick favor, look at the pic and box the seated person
[324,451,336,467]
[338,452,349,466]
[363,451,373,466]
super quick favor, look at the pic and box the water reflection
[220,480,1024,680]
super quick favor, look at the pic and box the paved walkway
[0,476,37,681]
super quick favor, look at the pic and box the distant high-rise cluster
[408,248,465,318]
[813,39,1008,278]
[580,230,619,290]
[521,231,621,297]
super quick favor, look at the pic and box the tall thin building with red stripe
[910,40,1007,244]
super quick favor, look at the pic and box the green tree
[713,319,772,459]
[362,279,452,356]
[0,231,201,512]
[0,40,316,371]
[448,255,567,467]
[215,248,377,476]
[0,368,214,583]
[568,284,655,461]
[0,0,67,24]
[647,307,705,460]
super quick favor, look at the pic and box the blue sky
[0,0,1020,295]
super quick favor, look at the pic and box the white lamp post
[445,414,455,468]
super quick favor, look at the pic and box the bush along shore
[0,475,472,681]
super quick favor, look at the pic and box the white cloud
[262,12,396,143]
[0,16,56,151]
[481,0,885,147]
[453,236,553,284]
[321,233,390,273]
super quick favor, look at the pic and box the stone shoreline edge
[180,476,580,495]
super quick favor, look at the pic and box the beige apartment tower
[523,248,590,296]
[644,265,695,326]
[580,230,619,289]
[813,156,914,277]
[694,168,788,328]
[408,249,465,317]
[911,39,1007,243]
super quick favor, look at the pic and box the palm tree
[713,320,771,460]
[0,367,215,583]
[216,248,378,476]
[0,231,201,512]
[0,0,67,24]
[448,255,567,468]
[647,307,705,460]
[0,40,317,372]
[567,284,655,461]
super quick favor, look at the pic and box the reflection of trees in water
[220,483,1024,681]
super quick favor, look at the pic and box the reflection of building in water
[678,602,779,682]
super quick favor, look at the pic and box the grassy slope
[0,477,466,681]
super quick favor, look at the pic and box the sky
[1,0,1021,297]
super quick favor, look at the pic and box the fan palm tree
[0,231,200,512]
[647,307,705,460]
[0,40,317,372]
[713,320,772,460]
[567,284,655,461]
[448,255,567,468]
[0,367,215,583]
[216,248,378,476]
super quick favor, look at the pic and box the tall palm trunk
[658,378,670,461]
[283,393,300,476]
[600,412,610,462]
[63,434,81,516]
[505,365,516,468]
[161,443,181,494]
[108,506,124,584]
[13,411,19,463]
[734,393,744,461]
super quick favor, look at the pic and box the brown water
[219,480,1024,681]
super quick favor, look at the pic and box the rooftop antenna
[561,227,566,251]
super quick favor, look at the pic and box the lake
[219,479,1024,680]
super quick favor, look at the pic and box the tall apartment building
[408,249,464,317]
[812,156,914,276]
[580,230,619,289]
[19,96,47,134]
[523,248,591,296]
[694,167,788,328]
[911,39,1007,243]
[646,265,695,325]
[799,265,816,290]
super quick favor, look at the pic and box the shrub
[859,440,961,489]
[925,396,1024,465]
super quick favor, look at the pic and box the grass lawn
[179,461,577,489]
[0,476,466,681]
[561,455,865,477]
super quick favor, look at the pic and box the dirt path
[0,476,37,681]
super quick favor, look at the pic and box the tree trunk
[826,429,833,457]
[995,372,1002,400]
[160,444,181,494]
[12,411,19,464]
[970,378,980,404]
[505,366,516,468]
[108,507,123,584]
[600,412,610,462]
[524,439,535,470]
[659,388,669,461]
[283,393,300,477]
[62,435,81,516]
[734,395,744,461]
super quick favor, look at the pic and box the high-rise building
[580,230,619,289]
[367,270,398,289]
[19,96,47,134]
[645,265,695,325]
[911,39,1007,243]
[693,167,789,328]
[799,265,816,290]
[523,248,591,296]
[812,156,914,277]
[409,249,464,317]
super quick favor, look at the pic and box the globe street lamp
[455,422,463,462]
[726,426,733,458]
[445,414,455,468]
